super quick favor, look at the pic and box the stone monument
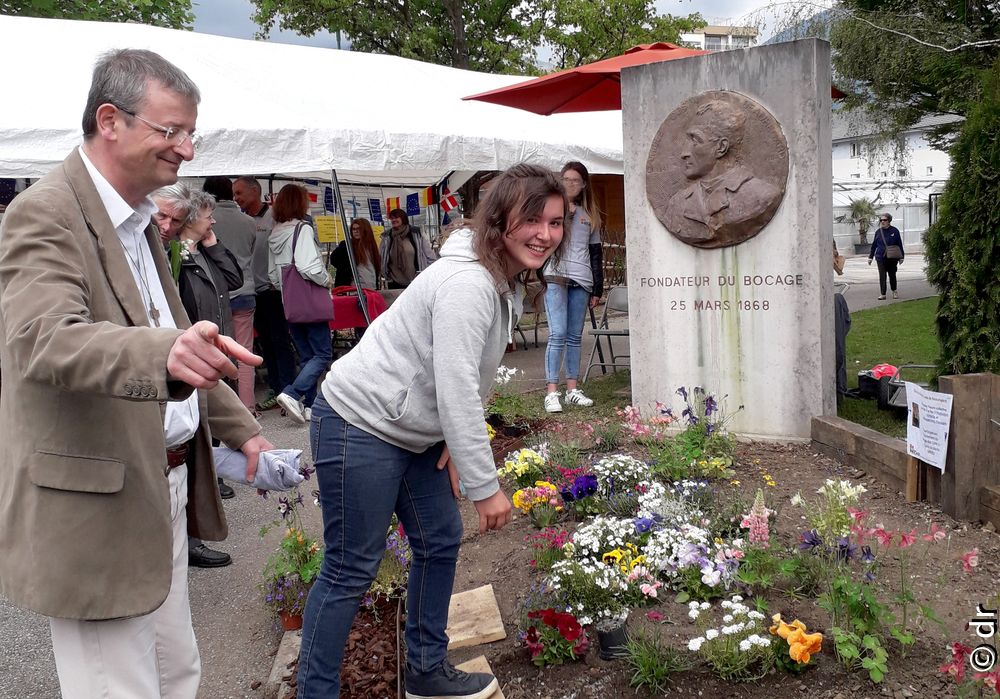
[621,39,834,439]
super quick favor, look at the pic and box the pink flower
[872,527,894,547]
[640,582,662,598]
[898,529,917,548]
[646,611,665,622]
[922,523,947,542]
[961,548,980,574]
[848,508,869,524]
[940,642,972,685]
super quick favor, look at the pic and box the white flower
[790,492,805,507]
[701,568,721,586]
[747,611,765,621]
[688,601,700,609]
[739,639,752,652]
[700,601,710,610]
[731,595,743,603]
[688,609,700,620]
[688,637,705,652]
[705,629,719,640]
[722,614,734,623]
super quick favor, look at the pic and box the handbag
[878,229,903,260]
[281,222,335,323]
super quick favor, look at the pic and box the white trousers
[49,464,201,699]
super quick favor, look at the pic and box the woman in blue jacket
[868,212,904,300]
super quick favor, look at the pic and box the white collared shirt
[78,147,199,448]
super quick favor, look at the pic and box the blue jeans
[284,321,332,408]
[544,282,591,384]
[297,397,463,698]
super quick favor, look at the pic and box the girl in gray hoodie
[297,164,566,699]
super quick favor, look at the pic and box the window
[705,35,724,51]
[897,168,908,177]
[926,166,934,175]
[849,142,860,158]
[850,173,861,179]
[731,36,751,48]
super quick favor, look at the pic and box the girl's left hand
[436,444,461,499]
[589,295,601,309]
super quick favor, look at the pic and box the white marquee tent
[0,14,625,186]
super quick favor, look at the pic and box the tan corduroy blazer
[0,150,260,620]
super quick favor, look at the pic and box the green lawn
[840,297,939,438]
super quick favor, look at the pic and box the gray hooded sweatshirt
[320,228,516,502]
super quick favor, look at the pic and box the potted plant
[260,490,323,631]
[845,196,878,250]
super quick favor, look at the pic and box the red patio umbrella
[464,42,846,115]
[464,43,707,116]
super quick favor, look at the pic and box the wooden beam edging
[811,415,908,495]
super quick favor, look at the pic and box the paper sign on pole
[905,382,954,472]
[313,215,344,244]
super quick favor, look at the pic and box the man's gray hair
[153,183,193,218]
[233,176,262,194]
[82,49,200,137]
[183,190,216,227]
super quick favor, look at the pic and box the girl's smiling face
[501,194,564,275]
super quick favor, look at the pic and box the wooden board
[446,584,507,649]
[456,656,506,699]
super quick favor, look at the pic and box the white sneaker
[544,392,563,413]
[276,392,305,424]
[565,388,594,407]
[892,291,898,299]
[303,407,312,422]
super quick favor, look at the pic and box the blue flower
[634,517,656,534]
[570,474,598,500]
[676,386,688,402]
[864,570,877,582]
[799,529,823,551]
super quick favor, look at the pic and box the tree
[0,0,193,29]
[247,0,704,74]
[539,0,705,69]
[829,0,999,148]
[923,58,1000,375]
[248,0,548,74]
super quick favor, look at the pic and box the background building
[679,25,758,51]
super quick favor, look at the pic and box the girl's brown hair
[472,163,567,290]
[561,161,602,232]
[272,184,309,223]
[349,218,381,274]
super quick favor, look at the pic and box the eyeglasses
[562,177,584,186]
[115,105,202,149]
[879,218,890,222]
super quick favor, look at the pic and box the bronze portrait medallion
[646,90,788,249]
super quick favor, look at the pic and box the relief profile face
[646,90,788,249]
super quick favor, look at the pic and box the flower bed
[466,386,999,698]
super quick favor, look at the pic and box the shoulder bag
[282,222,334,323]
[879,229,903,260]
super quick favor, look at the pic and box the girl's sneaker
[565,388,594,407]
[544,392,563,413]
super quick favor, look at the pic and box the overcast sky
[192,0,795,50]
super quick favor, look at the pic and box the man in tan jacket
[0,49,271,698]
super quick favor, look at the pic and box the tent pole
[331,168,371,326]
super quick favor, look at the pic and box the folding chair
[582,285,629,384]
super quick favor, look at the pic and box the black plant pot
[597,623,629,660]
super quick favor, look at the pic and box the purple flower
[704,395,718,416]
[836,536,857,562]
[299,465,315,480]
[860,545,875,563]
[799,529,823,551]
[570,474,598,500]
[294,492,304,507]
[676,386,688,402]
[864,570,877,582]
